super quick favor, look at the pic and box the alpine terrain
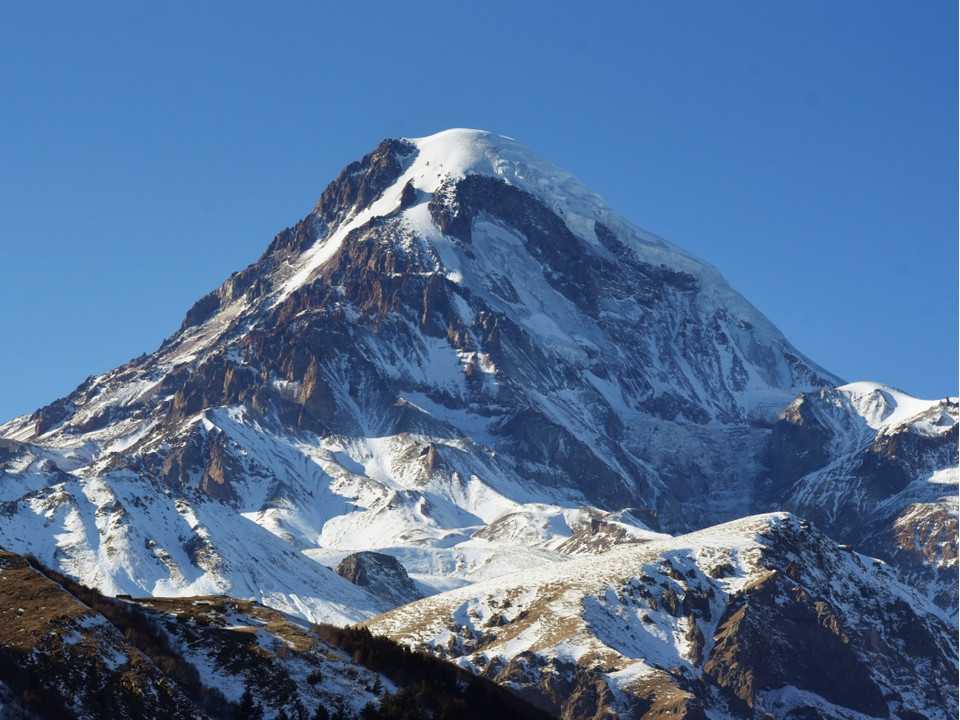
[0,129,955,719]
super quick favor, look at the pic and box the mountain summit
[0,130,953,628]
[180,128,839,427]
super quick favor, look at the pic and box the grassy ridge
[4,553,556,720]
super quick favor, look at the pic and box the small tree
[236,688,264,720]
[293,696,309,720]
[329,698,352,720]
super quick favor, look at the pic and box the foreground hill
[366,513,958,720]
[0,546,552,720]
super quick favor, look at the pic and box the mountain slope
[762,382,958,616]
[365,513,958,720]
[0,547,203,719]
[0,546,552,720]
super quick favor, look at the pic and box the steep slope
[761,383,958,616]
[365,513,958,720]
[0,439,389,624]
[1,546,552,720]
[0,129,951,629]
[0,547,203,719]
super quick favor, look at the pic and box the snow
[407,130,833,374]
[0,128,950,674]
[836,381,945,429]
[0,463,389,625]
[366,512,957,718]
[927,467,958,486]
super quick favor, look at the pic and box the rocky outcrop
[628,673,709,720]
[312,138,416,227]
[703,569,888,717]
[334,551,422,608]
[764,393,835,490]
[555,517,656,555]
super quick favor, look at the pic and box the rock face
[365,513,958,720]
[334,551,422,608]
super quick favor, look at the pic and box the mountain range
[0,129,955,720]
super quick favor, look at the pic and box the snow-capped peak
[404,130,717,272]
[9,129,941,636]
[835,381,953,429]
[407,129,611,232]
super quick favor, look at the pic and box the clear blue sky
[1,2,956,422]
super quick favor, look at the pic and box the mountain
[365,513,958,720]
[0,129,955,717]
[763,382,958,617]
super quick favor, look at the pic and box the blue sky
[0,2,956,422]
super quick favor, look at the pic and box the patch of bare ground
[0,548,201,719]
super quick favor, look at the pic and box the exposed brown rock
[660,587,681,616]
[199,431,241,503]
[31,398,73,437]
[299,358,337,431]
[684,615,706,666]
[629,673,709,720]
[313,138,416,227]
[764,393,833,492]
[489,654,619,720]
[702,570,888,717]
[333,551,421,607]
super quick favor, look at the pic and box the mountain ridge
[0,129,955,718]
[365,512,958,719]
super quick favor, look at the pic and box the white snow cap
[402,130,815,370]
[406,129,594,199]
[835,381,950,429]
[404,129,648,252]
